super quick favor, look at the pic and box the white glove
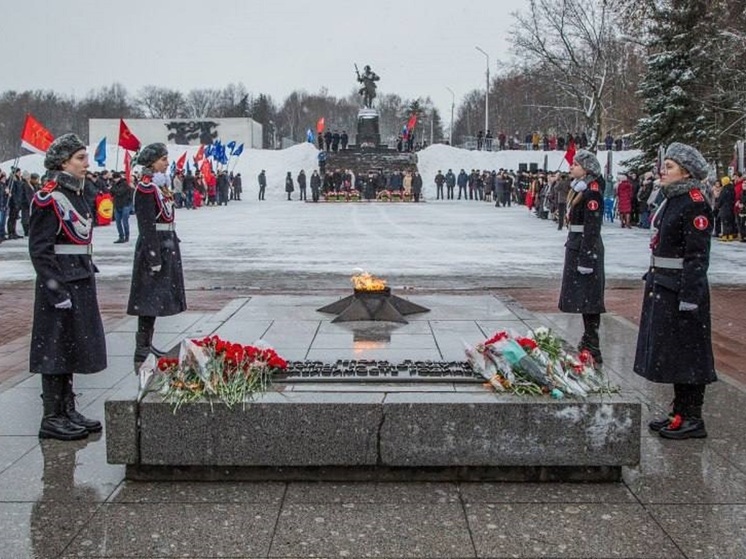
[151,265,162,273]
[54,298,73,309]
[577,266,594,275]
[679,301,698,312]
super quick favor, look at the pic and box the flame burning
[351,272,387,292]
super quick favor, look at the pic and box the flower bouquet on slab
[138,335,287,411]
[464,327,615,399]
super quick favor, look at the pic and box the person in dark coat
[457,169,468,199]
[233,173,242,201]
[217,170,230,206]
[297,169,307,201]
[310,170,321,202]
[340,131,349,150]
[635,142,716,439]
[434,171,445,200]
[554,173,571,229]
[127,143,187,371]
[6,168,23,238]
[445,169,456,199]
[257,170,267,200]
[412,171,423,202]
[110,172,134,243]
[558,149,606,365]
[285,171,294,200]
[29,133,107,440]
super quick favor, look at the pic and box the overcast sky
[1,0,524,120]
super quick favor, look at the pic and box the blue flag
[226,140,236,155]
[205,143,214,159]
[232,143,244,157]
[306,129,314,143]
[94,137,106,167]
[186,160,191,174]
[169,161,176,176]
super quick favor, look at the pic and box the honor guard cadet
[127,143,187,371]
[29,133,107,440]
[635,142,716,439]
[558,149,606,366]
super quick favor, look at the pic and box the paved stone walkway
[1,291,745,558]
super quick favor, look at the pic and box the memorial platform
[105,294,641,481]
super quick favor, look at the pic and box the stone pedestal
[356,108,381,148]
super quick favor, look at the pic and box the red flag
[564,138,576,167]
[200,159,214,184]
[124,151,132,185]
[176,151,187,171]
[316,117,325,134]
[406,114,417,131]
[194,144,205,164]
[118,119,141,151]
[20,113,54,154]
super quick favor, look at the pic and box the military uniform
[29,173,107,377]
[127,174,187,318]
[558,179,606,315]
[634,186,716,385]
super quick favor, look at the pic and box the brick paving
[1,281,744,386]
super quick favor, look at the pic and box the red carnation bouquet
[142,335,287,411]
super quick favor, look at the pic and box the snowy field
[2,198,744,290]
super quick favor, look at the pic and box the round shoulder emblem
[587,200,599,211]
[693,215,709,231]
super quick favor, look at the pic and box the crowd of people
[469,130,632,152]
[0,166,245,245]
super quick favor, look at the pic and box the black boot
[659,416,707,439]
[62,375,102,433]
[39,376,88,441]
[134,331,151,372]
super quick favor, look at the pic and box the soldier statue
[356,64,380,109]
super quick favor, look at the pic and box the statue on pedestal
[355,64,380,109]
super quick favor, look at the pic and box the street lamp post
[446,87,455,146]
[475,46,489,139]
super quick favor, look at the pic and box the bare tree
[513,0,616,150]
[137,86,186,119]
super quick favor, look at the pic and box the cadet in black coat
[297,170,307,201]
[558,149,606,365]
[285,172,294,200]
[29,133,106,441]
[635,142,716,440]
[127,143,187,370]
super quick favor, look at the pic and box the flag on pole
[168,161,176,176]
[200,159,215,183]
[176,151,187,171]
[563,137,576,167]
[124,150,133,185]
[20,113,54,154]
[232,143,244,157]
[316,117,325,134]
[194,144,206,164]
[226,140,236,155]
[186,160,191,174]
[406,114,417,131]
[94,137,107,167]
[118,119,141,151]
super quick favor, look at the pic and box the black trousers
[673,384,706,418]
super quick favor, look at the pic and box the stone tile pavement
[1,292,745,558]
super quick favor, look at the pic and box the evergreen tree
[630,0,719,171]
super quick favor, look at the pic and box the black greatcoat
[127,175,187,317]
[28,173,107,376]
[558,179,606,314]
[634,185,717,384]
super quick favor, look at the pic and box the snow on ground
[1,197,744,290]
[3,143,742,290]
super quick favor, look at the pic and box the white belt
[651,256,684,269]
[54,244,92,255]
[155,223,175,231]
[568,225,584,233]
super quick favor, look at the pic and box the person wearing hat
[127,143,187,371]
[635,142,716,439]
[257,170,267,200]
[29,133,107,440]
[714,175,736,241]
[558,149,606,366]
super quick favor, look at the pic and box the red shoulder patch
[693,215,709,231]
[689,188,705,202]
[40,180,57,193]
[587,199,599,211]
[589,181,599,191]
[141,175,152,184]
